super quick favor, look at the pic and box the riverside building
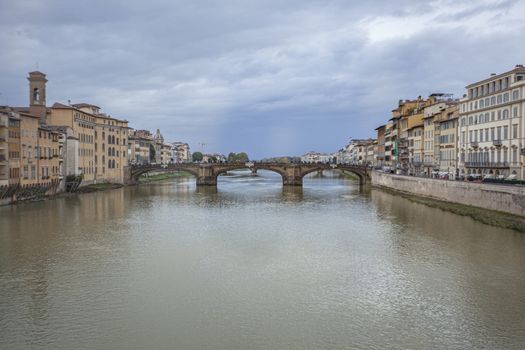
[458,65,525,179]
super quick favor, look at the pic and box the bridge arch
[129,165,200,183]
[127,163,369,187]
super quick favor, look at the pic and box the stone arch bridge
[126,163,370,187]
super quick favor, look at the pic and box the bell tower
[28,71,48,121]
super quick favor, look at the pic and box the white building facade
[458,65,525,180]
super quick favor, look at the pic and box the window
[513,90,519,100]
[513,124,518,139]
[503,126,508,140]
[497,95,502,104]
[514,107,519,117]
[503,109,509,119]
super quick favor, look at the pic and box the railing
[470,141,479,148]
[464,162,509,168]
[493,140,502,146]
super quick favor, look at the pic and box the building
[0,109,9,186]
[383,122,394,168]
[408,123,424,175]
[171,142,191,163]
[1,107,62,188]
[458,65,525,179]
[390,98,425,172]
[375,125,386,168]
[202,153,226,163]
[152,129,172,164]
[437,105,459,177]
[48,103,129,184]
[300,151,332,163]
[422,94,458,176]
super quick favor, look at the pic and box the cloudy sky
[1,0,525,158]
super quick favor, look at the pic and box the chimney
[516,64,524,68]
[490,73,497,76]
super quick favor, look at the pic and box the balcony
[493,140,502,147]
[0,154,6,162]
[470,141,479,148]
[464,162,509,168]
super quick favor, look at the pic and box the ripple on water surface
[1,171,524,350]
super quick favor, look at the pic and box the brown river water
[1,171,524,349]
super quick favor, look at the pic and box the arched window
[112,159,115,169]
[108,159,111,169]
[108,135,111,144]
[112,135,115,144]
[107,148,111,156]
[33,88,39,102]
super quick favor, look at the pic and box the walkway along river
[1,170,524,349]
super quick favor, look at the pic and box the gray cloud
[1,0,524,158]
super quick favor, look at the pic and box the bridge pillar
[251,168,258,175]
[196,166,218,186]
[282,166,303,186]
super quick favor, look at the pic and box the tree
[227,152,249,163]
[149,144,156,163]
[192,151,203,162]
[236,152,249,162]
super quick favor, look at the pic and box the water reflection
[1,173,524,349]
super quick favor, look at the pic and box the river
[1,171,524,349]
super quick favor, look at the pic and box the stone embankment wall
[371,171,525,217]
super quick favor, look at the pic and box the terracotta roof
[28,71,46,76]
[51,102,72,109]
[72,103,100,109]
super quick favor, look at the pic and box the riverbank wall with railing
[371,171,525,216]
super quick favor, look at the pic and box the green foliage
[149,144,156,162]
[227,152,249,163]
[192,151,203,162]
